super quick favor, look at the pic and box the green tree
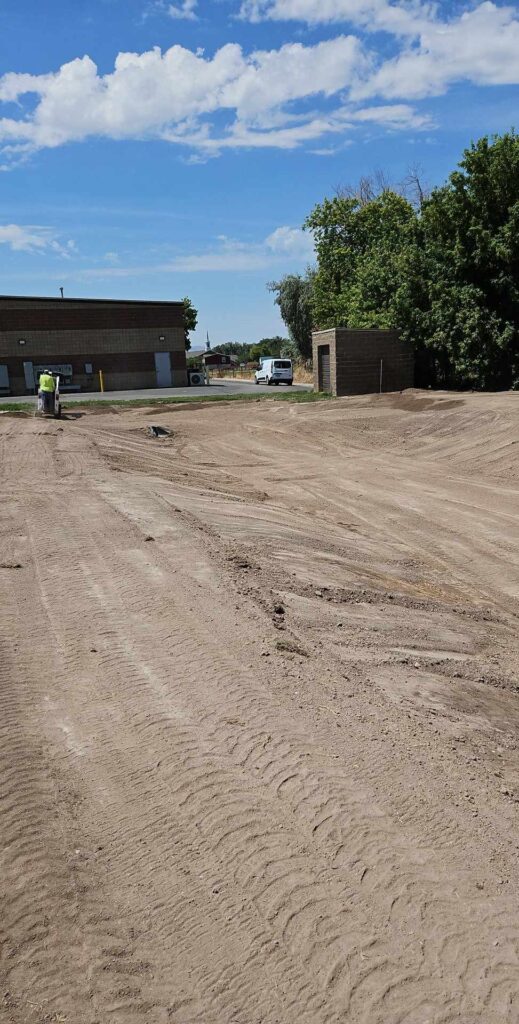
[217,342,251,360]
[416,131,519,388]
[304,191,418,333]
[183,297,198,352]
[268,273,314,360]
[249,339,280,361]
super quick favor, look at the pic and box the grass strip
[1,391,331,413]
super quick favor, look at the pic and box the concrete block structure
[312,328,414,396]
[0,295,187,395]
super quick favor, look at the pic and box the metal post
[99,369,105,393]
[379,358,383,394]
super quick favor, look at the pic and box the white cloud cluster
[355,2,519,100]
[0,36,369,137]
[265,225,314,259]
[0,2,517,163]
[0,223,77,256]
[168,0,198,18]
[241,1,519,98]
[240,0,432,36]
[167,0,198,20]
[147,0,198,22]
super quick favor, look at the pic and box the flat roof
[0,295,184,307]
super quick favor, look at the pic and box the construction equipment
[37,373,62,419]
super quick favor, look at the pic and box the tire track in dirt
[37,473,519,1024]
[0,559,94,1021]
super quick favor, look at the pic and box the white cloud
[0,37,367,148]
[167,0,198,19]
[0,223,77,256]
[266,225,314,260]
[0,36,414,161]
[241,1,519,100]
[355,2,519,100]
[350,103,432,128]
[240,0,434,35]
[148,226,314,272]
[0,4,516,164]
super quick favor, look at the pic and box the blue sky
[0,0,518,347]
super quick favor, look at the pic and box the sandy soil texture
[1,390,518,1024]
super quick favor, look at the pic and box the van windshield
[273,360,291,369]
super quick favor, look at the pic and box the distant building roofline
[0,294,184,307]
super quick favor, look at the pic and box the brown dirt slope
[0,389,518,1024]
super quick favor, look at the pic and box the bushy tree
[183,297,198,351]
[217,342,251,361]
[268,132,519,389]
[268,273,314,360]
[305,191,418,333]
[416,131,519,388]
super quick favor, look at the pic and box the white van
[255,358,293,386]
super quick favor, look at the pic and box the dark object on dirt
[149,425,170,438]
[273,604,285,616]
[275,638,309,657]
[0,563,23,570]
[145,536,155,542]
[229,556,253,570]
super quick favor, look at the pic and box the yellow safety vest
[39,374,55,393]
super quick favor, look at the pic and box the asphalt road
[0,379,311,405]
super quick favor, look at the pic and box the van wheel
[266,377,272,386]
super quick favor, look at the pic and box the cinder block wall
[0,297,188,394]
[313,328,414,396]
[312,329,337,394]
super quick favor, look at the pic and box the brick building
[312,328,414,396]
[0,295,187,396]
[201,352,238,368]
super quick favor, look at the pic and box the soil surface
[1,390,518,1024]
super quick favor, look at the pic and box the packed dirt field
[1,389,519,1024]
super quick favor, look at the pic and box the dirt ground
[1,389,519,1024]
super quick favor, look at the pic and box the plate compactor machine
[37,373,62,420]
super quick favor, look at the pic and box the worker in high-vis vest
[39,371,56,393]
[38,370,56,414]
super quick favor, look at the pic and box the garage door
[318,345,331,392]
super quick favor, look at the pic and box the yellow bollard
[99,369,105,393]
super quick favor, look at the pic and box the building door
[154,351,172,388]
[23,361,35,391]
[0,365,9,393]
[318,345,331,392]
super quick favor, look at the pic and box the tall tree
[183,296,198,352]
[268,273,314,360]
[305,191,418,333]
[416,131,519,388]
